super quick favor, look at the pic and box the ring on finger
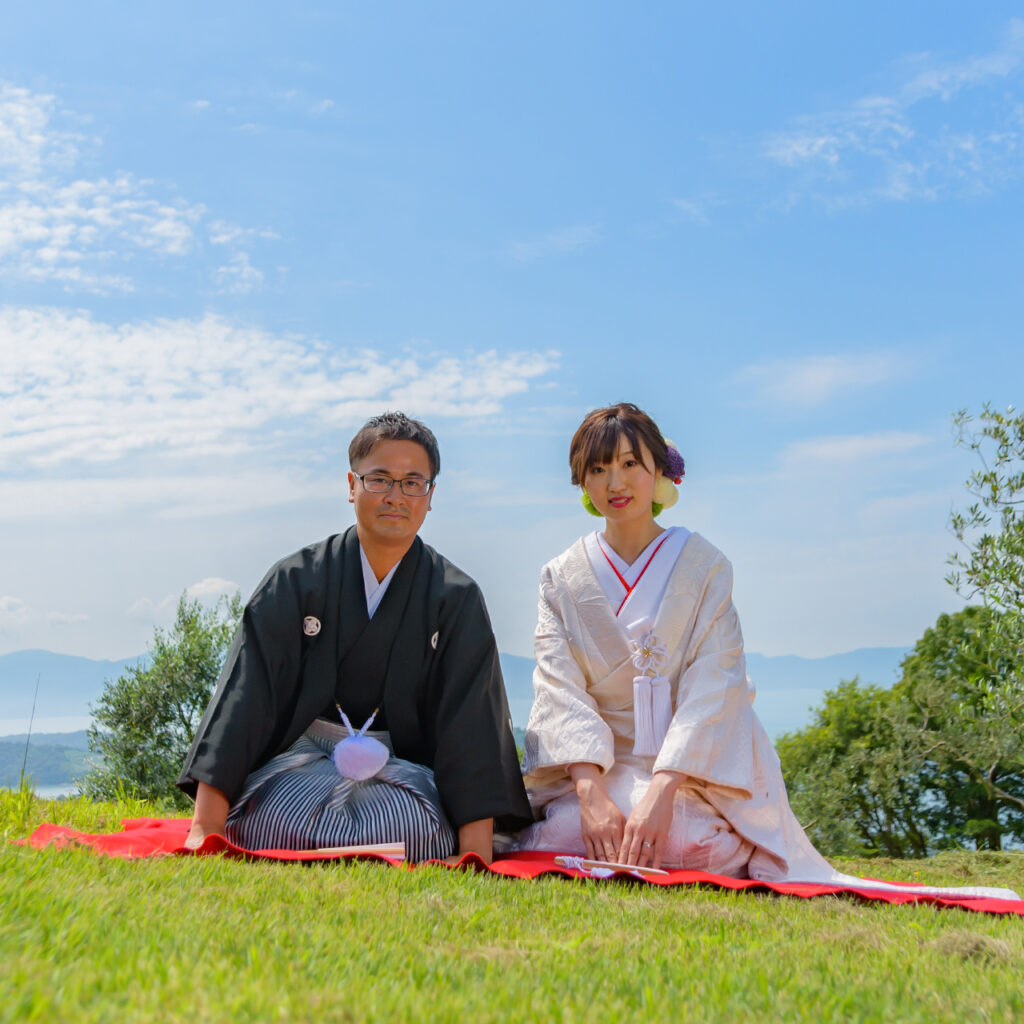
[641,841,652,848]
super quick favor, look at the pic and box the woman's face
[584,436,662,524]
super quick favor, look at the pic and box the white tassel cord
[632,674,671,757]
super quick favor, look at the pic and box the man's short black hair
[348,411,440,480]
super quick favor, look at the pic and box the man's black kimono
[178,527,532,832]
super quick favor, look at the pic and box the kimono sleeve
[652,554,759,799]
[429,580,533,832]
[521,564,615,788]
[177,562,306,805]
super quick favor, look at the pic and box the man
[179,412,531,861]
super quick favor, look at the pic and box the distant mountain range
[0,731,92,788]
[0,650,144,720]
[1,645,912,788]
[498,647,911,738]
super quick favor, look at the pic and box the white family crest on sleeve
[430,631,439,650]
[303,616,322,637]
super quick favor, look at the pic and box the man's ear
[347,471,356,504]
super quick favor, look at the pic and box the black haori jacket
[178,527,532,832]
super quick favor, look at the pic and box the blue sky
[1,3,1022,663]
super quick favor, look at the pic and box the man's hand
[446,817,493,865]
[184,781,229,851]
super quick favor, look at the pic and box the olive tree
[85,592,241,807]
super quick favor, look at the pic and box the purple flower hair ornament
[665,440,685,485]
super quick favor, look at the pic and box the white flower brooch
[630,633,667,674]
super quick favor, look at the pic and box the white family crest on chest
[303,616,322,637]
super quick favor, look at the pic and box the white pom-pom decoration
[330,705,389,780]
[332,735,389,781]
[653,476,678,510]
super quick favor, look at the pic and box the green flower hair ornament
[581,490,603,517]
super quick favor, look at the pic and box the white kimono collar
[584,526,691,634]
[359,544,401,619]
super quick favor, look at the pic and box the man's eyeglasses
[353,473,433,497]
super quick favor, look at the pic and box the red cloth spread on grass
[19,817,1024,917]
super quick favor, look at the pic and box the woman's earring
[581,491,603,517]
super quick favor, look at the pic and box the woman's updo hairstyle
[569,402,669,486]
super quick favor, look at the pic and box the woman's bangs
[582,420,640,474]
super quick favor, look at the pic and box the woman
[515,403,1015,897]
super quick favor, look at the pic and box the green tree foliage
[84,593,242,807]
[779,608,1024,856]
[776,680,933,859]
[892,607,1024,851]
[779,405,1024,857]
[948,403,1024,614]
[939,403,1024,847]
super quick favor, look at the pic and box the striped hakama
[225,718,456,861]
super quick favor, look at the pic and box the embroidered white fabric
[517,532,1021,899]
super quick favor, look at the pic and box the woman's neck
[601,518,665,566]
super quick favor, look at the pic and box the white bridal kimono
[517,529,1020,900]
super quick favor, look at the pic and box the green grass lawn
[2,790,1023,1024]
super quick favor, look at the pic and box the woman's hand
[619,771,683,869]
[570,763,626,862]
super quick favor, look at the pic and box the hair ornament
[581,490,603,517]
[652,476,678,516]
[665,440,685,485]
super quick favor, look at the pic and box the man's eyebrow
[362,467,428,478]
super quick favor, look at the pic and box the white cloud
[0,470,348,522]
[0,84,82,179]
[46,610,90,625]
[782,430,933,466]
[208,220,279,246]
[185,577,240,598]
[736,352,913,407]
[127,578,238,624]
[309,99,335,116]
[0,306,561,472]
[507,224,601,263]
[765,18,1024,204]
[669,198,713,224]
[0,596,87,632]
[858,489,954,527]
[0,80,266,292]
[189,100,211,111]
[901,20,1024,103]
[0,595,31,623]
[126,594,177,620]
[214,252,264,293]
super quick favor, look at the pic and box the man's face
[348,439,434,549]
